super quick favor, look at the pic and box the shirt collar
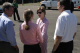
[24,20,33,24]
[1,13,9,18]
[61,10,71,14]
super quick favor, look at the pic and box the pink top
[36,18,49,39]
[20,21,43,45]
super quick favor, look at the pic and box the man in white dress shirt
[52,0,78,53]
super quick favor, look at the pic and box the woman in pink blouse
[20,9,43,53]
[36,6,49,53]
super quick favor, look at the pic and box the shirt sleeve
[6,21,17,46]
[19,25,25,43]
[41,22,49,36]
[54,16,66,37]
[36,25,43,43]
[74,18,78,33]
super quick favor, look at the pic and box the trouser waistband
[61,40,73,44]
[0,41,10,44]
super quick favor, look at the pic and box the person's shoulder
[59,12,65,18]
[5,17,12,23]
[71,13,76,17]
[1,15,11,21]
[58,13,67,22]
[58,13,65,19]
[31,23,39,30]
[32,22,38,27]
[60,11,70,17]
[44,18,49,24]
[3,16,13,24]
[72,13,78,20]
[20,22,25,27]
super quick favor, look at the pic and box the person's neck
[40,16,45,20]
[4,12,9,17]
[61,9,65,13]
[40,18,44,21]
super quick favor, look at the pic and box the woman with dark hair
[36,6,49,53]
[20,9,43,53]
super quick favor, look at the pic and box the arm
[73,32,76,39]
[52,16,65,52]
[36,25,43,43]
[53,36,62,51]
[16,3,18,8]
[41,22,49,36]
[73,18,77,39]
[19,25,25,43]
[6,21,19,50]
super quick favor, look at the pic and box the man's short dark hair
[2,2,14,12]
[58,0,71,10]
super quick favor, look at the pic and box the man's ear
[62,5,65,9]
[5,8,8,12]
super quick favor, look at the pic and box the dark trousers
[24,44,41,53]
[0,41,18,53]
[55,41,73,53]
[13,8,20,20]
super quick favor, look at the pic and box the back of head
[40,6,46,10]
[2,2,14,12]
[58,0,71,10]
[24,9,33,30]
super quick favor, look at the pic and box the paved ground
[0,4,80,53]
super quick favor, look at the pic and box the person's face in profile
[57,2,64,12]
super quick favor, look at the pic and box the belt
[24,43,40,46]
[61,40,73,44]
[0,41,10,44]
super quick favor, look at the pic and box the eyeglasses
[37,12,42,14]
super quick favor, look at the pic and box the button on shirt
[20,21,43,45]
[0,13,17,46]
[54,10,78,42]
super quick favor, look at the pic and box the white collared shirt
[54,10,78,42]
[0,13,17,46]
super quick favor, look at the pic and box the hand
[12,45,19,53]
[51,49,56,53]
[13,45,19,50]
[51,50,54,53]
